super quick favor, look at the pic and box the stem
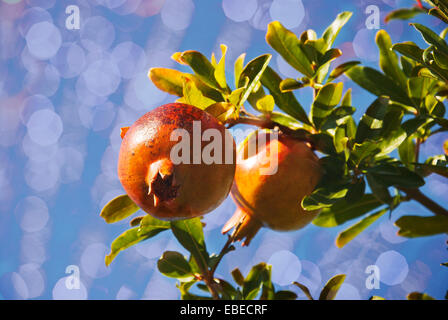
[398,187,448,217]
[226,116,312,142]
[201,219,243,300]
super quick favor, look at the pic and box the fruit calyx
[222,208,262,246]
[146,158,179,208]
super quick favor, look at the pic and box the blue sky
[0,0,447,300]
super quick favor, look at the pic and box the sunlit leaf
[100,194,139,224]
[322,12,353,51]
[261,66,311,126]
[238,54,272,107]
[177,50,222,90]
[279,78,304,92]
[234,53,246,88]
[336,208,388,248]
[355,96,389,143]
[256,94,275,114]
[266,21,314,77]
[180,78,216,109]
[376,30,407,89]
[214,44,228,89]
[411,23,448,56]
[385,7,426,23]
[313,194,383,228]
[292,282,314,300]
[311,82,344,129]
[327,61,361,82]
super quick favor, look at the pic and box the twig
[398,187,448,217]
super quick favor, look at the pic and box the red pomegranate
[118,103,236,220]
[222,130,322,245]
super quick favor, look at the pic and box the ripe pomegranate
[118,103,236,220]
[222,130,322,245]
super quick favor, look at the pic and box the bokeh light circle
[375,250,409,286]
[267,250,302,286]
[15,196,49,233]
[25,21,61,60]
[160,0,195,31]
[26,109,63,146]
[222,0,257,22]
[269,0,304,29]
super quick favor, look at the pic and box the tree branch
[399,187,448,217]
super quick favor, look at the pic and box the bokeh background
[0,0,447,300]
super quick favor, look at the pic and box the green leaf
[399,136,416,168]
[105,224,167,266]
[279,78,304,92]
[234,53,246,88]
[367,164,425,188]
[336,208,388,248]
[238,54,272,107]
[176,50,222,90]
[345,179,366,203]
[157,251,194,280]
[100,194,139,224]
[274,291,297,300]
[171,218,209,272]
[319,274,346,300]
[268,112,304,130]
[179,78,216,109]
[407,77,433,107]
[407,292,436,300]
[376,30,407,89]
[266,21,314,77]
[393,41,424,62]
[292,282,314,300]
[314,49,343,83]
[214,44,228,89]
[385,7,426,23]
[313,194,383,228]
[411,23,448,56]
[302,185,348,211]
[243,263,270,300]
[256,94,275,114]
[322,12,353,51]
[345,66,413,106]
[370,296,386,300]
[261,66,311,126]
[149,68,184,96]
[366,173,393,205]
[327,61,361,82]
[395,215,448,238]
[137,214,170,237]
[355,96,389,143]
[205,102,236,122]
[311,82,344,129]
[231,268,245,287]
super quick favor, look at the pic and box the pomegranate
[118,103,236,220]
[222,130,322,245]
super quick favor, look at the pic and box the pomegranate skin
[223,131,322,244]
[118,103,236,221]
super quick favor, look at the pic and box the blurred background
[0,0,447,300]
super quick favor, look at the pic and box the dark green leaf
[302,185,348,211]
[243,263,270,300]
[274,291,298,300]
[367,164,425,188]
[336,208,388,248]
[157,251,194,280]
[313,194,383,228]
[345,178,366,203]
[231,268,245,287]
[171,218,209,272]
[395,215,448,238]
[100,194,139,224]
[355,96,389,143]
[319,274,346,300]
[411,23,448,56]
[345,66,413,106]
[366,173,393,205]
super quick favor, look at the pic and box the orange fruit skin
[118,103,236,221]
[230,131,322,231]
